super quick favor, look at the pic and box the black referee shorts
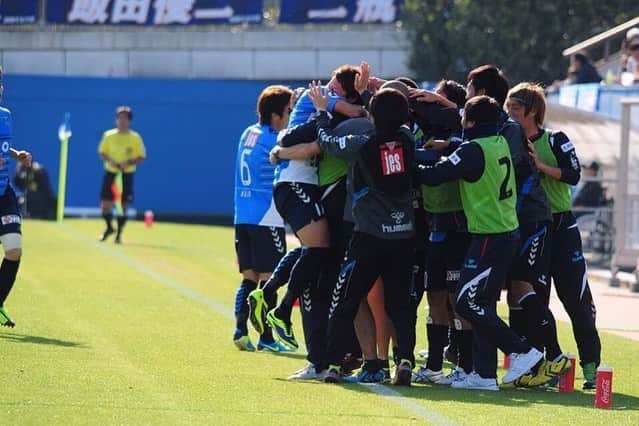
[100,172,134,203]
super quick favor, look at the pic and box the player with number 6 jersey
[234,123,285,228]
[232,85,291,353]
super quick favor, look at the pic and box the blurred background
[1,1,639,285]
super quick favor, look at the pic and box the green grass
[1,219,638,425]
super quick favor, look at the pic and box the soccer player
[232,85,292,352]
[274,85,418,385]
[464,66,569,386]
[0,65,33,327]
[416,96,543,390]
[288,63,367,128]
[508,82,601,390]
[425,66,567,385]
[410,80,474,385]
[97,106,146,244]
[249,64,369,380]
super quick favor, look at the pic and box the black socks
[0,258,20,306]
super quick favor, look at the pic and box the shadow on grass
[117,242,176,250]
[257,351,308,360]
[344,381,639,410]
[0,333,88,348]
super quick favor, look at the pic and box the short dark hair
[370,88,409,136]
[572,51,591,66]
[434,80,467,108]
[463,95,502,125]
[116,105,133,120]
[333,65,360,101]
[257,85,293,126]
[395,76,419,89]
[467,65,509,107]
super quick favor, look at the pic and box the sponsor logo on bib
[380,142,405,175]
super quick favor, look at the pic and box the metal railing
[610,98,639,289]
[562,16,639,61]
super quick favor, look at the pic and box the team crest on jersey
[1,215,20,225]
[560,141,574,152]
[379,142,405,175]
[448,153,461,165]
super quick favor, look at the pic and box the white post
[614,101,631,260]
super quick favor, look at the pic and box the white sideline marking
[361,383,456,425]
[61,225,456,425]
[61,225,233,319]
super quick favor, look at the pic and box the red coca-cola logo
[600,378,611,403]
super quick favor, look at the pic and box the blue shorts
[0,187,21,236]
[274,182,325,233]
[235,224,286,273]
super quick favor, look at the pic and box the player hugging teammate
[232,62,601,391]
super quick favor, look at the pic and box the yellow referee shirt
[98,129,146,173]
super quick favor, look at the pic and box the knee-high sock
[0,258,20,306]
[275,247,329,323]
[102,211,114,231]
[233,278,257,337]
[258,280,276,344]
[116,216,127,236]
[262,247,302,305]
[426,322,448,371]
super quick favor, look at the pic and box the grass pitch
[1,219,638,425]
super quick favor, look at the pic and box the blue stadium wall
[3,74,283,217]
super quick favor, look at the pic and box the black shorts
[274,182,325,233]
[508,221,551,290]
[320,178,347,250]
[0,187,21,236]
[425,230,470,293]
[235,224,287,273]
[100,172,134,203]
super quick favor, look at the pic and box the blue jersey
[275,87,342,186]
[0,107,13,196]
[288,87,341,127]
[234,123,284,227]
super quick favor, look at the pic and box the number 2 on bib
[498,156,513,200]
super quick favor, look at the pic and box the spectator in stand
[567,52,602,85]
[621,28,639,85]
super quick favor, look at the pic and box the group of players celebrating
[232,61,601,391]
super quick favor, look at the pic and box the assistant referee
[98,106,146,244]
